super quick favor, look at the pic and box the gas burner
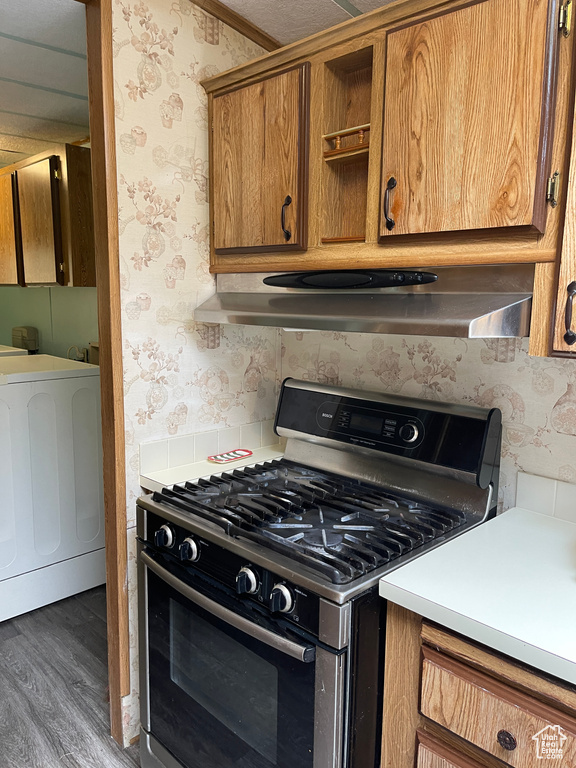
[298,530,344,548]
[153,459,466,584]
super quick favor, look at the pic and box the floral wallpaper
[111,0,278,743]
[110,0,576,748]
[282,332,576,513]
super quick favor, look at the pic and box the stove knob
[236,567,258,595]
[179,537,200,562]
[154,524,174,548]
[270,584,294,614]
[399,423,419,443]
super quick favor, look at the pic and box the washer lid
[0,354,99,383]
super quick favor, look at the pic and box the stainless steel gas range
[137,379,502,768]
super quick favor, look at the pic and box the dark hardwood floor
[0,587,140,767]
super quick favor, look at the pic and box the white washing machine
[0,344,27,357]
[0,355,105,620]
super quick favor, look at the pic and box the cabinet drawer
[416,731,492,768]
[421,647,576,767]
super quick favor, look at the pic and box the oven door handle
[141,551,316,663]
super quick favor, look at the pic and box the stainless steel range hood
[195,264,534,338]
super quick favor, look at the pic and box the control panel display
[275,382,495,476]
[314,399,423,450]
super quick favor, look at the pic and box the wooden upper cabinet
[15,156,64,285]
[2,144,96,287]
[380,0,559,240]
[212,63,310,254]
[0,174,21,285]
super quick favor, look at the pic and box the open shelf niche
[322,47,373,244]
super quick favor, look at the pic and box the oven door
[139,548,346,768]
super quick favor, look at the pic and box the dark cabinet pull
[281,195,292,241]
[564,281,576,345]
[384,177,397,231]
[496,730,517,751]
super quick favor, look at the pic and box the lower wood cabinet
[420,645,576,767]
[417,732,490,768]
[381,605,576,768]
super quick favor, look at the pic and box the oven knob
[154,524,174,548]
[270,584,294,614]
[399,423,419,443]
[236,567,258,595]
[179,537,200,562]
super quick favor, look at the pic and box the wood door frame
[74,0,129,743]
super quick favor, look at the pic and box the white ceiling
[0,0,388,167]
[219,0,390,45]
[0,0,89,168]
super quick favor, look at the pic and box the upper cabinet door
[212,63,310,254]
[380,0,559,240]
[15,156,64,285]
[0,174,22,286]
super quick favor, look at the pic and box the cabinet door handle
[384,177,397,231]
[564,281,576,345]
[281,195,292,241]
[496,730,517,751]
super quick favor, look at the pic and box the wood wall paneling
[0,174,20,285]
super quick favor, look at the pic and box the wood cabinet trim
[421,645,576,734]
[552,24,576,352]
[48,156,65,286]
[421,622,576,715]
[189,0,280,51]
[201,0,483,94]
[0,173,23,286]
[532,0,563,232]
[417,730,491,768]
[381,604,424,768]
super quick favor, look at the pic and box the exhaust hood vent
[195,265,534,339]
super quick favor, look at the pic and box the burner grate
[152,459,466,584]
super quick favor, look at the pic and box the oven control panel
[142,510,320,635]
[275,379,502,484]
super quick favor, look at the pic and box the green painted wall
[0,287,98,358]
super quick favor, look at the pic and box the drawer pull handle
[281,195,292,241]
[384,176,397,231]
[564,281,576,345]
[497,730,517,751]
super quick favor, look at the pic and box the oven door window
[147,568,316,768]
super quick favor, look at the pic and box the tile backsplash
[281,332,576,513]
[139,419,278,475]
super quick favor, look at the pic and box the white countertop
[0,344,27,357]
[140,445,285,493]
[0,354,99,383]
[379,506,576,685]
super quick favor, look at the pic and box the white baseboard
[0,548,106,622]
